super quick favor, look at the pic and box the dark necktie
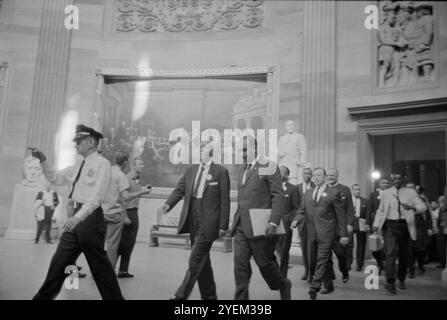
[242,164,252,184]
[193,166,204,198]
[69,160,85,199]
[313,186,320,205]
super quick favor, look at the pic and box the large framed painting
[95,66,279,191]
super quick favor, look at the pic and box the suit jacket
[230,160,285,239]
[294,181,315,232]
[165,162,231,242]
[296,184,347,243]
[352,196,368,232]
[328,183,355,227]
[282,181,300,228]
[373,187,427,241]
[366,190,381,227]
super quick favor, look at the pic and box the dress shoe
[46,240,53,244]
[408,272,415,279]
[436,264,446,269]
[342,273,349,283]
[203,295,217,300]
[279,279,291,300]
[34,239,39,244]
[117,271,134,278]
[385,282,396,294]
[320,286,334,294]
[398,281,406,290]
[301,273,308,281]
[78,272,87,278]
[169,295,184,300]
[308,288,318,300]
[307,275,314,284]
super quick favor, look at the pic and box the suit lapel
[202,162,215,194]
[188,164,199,196]
[242,162,257,185]
[316,184,328,206]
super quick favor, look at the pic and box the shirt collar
[84,151,98,161]
[329,181,339,187]
[200,160,212,168]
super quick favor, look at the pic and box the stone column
[26,0,73,162]
[300,1,336,169]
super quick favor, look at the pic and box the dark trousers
[310,238,336,291]
[437,233,447,267]
[234,228,286,300]
[308,238,318,278]
[35,207,54,241]
[372,249,385,271]
[383,219,410,283]
[118,208,139,272]
[275,227,293,277]
[354,231,367,269]
[298,223,309,278]
[175,199,216,300]
[333,232,353,276]
[33,207,124,300]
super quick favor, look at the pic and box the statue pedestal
[5,183,66,240]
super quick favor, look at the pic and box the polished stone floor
[1,238,446,300]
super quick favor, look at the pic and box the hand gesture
[63,216,81,232]
[265,224,277,238]
[291,220,298,230]
[339,237,349,246]
[347,225,353,233]
[142,185,152,195]
[29,148,47,162]
[157,203,170,216]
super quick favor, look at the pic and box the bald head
[326,168,339,185]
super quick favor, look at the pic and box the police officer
[32,124,124,300]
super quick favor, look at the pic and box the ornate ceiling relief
[114,0,265,33]
[377,1,435,87]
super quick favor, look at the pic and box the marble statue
[22,156,46,187]
[277,120,308,185]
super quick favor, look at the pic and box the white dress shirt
[193,161,212,199]
[312,183,327,203]
[42,151,112,221]
[352,196,361,218]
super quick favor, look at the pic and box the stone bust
[22,156,45,187]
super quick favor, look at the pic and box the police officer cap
[73,124,104,142]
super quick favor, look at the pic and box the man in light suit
[231,136,291,300]
[365,178,391,274]
[295,168,315,282]
[293,167,348,300]
[158,143,231,300]
[373,173,427,294]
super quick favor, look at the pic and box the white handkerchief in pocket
[209,182,218,186]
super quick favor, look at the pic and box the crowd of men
[28,124,447,300]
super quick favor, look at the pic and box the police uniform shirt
[102,165,129,215]
[41,151,112,221]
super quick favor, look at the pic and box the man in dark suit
[365,178,390,273]
[350,184,368,271]
[231,136,291,300]
[295,167,315,281]
[158,143,230,300]
[326,168,354,284]
[275,166,300,277]
[294,167,348,300]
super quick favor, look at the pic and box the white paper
[249,209,286,237]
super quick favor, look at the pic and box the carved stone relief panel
[377,1,435,88]
[113,0,265,33]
